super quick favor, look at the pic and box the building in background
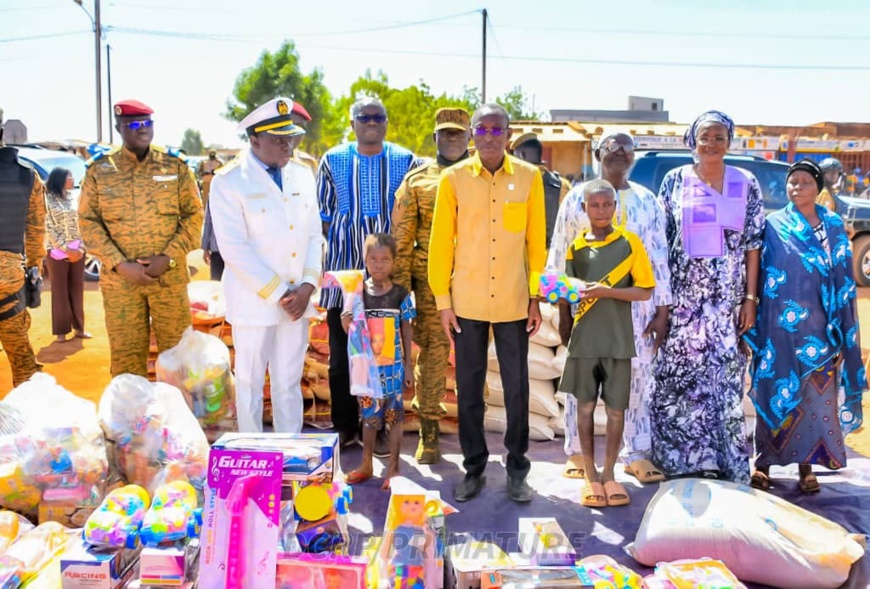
[551,96,670,124]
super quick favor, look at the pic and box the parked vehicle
[629,150,870,286]
[14,147,101,281]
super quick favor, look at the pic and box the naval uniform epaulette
[215,158,240,176]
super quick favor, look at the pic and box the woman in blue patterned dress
[747,159,865,493]
[650,111,765,483]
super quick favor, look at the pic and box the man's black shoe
[373,428,390,458]
[453,475,485,502]
[507,476,533,503]
[338,430,358,449]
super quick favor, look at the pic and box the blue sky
[2,0,868,148]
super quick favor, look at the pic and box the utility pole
[107,43,113,144]
[73,0,103,143]
[481,8,487,104]
[94,0,102,143]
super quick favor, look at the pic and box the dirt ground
[1,250,868,456]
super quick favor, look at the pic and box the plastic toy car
[538,272,584,304]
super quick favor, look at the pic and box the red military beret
[291,102,312,122]
[113,99,154,117]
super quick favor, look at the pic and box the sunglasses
[121,120,154,130]
[355,114,387,124]
[599,138,634,156]
[473,126,506,137]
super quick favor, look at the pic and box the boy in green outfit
[558,179,655,508]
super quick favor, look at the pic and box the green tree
[180,128,204,155]
[225,40,335,155]
[496,86,541,121]
[336,71,473,157]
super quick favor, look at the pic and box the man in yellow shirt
[429,103,547,504]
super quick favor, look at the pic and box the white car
[14,146,101,281]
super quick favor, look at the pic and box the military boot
[415,419,441,465]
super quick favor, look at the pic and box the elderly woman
[747,159,866,493]
[650,111,764,483]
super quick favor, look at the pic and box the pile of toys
[200,432,356,588]
[99,374,210,496]
[58,479,203,588]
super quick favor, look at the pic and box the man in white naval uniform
[210,97,322,433]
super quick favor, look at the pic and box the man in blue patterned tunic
[317,97,423,449]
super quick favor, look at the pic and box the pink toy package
[199,449,283,589]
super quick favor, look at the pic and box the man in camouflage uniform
[0,108,46,388]
[196,150,223,207]
[79,99,203,377]
[510,132,572,246]
[392,108,471,464]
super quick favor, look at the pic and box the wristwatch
[744,293,758,303]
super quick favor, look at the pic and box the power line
[486,13,505,59]
[505,25,870,42]
[302,43,870,71]
[106,10,480,41]
[0,5,56,12]
[0,31,90,43]
[95,25,870,71]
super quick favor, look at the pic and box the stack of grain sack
[483,304,566,441]
[301,315,332,425]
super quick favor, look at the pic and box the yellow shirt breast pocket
[502,200,527,233]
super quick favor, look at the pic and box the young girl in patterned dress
[344,233,416,489]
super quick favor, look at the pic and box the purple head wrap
[683,110,735,149]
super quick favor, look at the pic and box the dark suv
[629,150,870,286]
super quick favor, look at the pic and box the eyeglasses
[355,114,387,124]
[121,120,153,130]
[473,125,506,137]
[697,135,728,146]
[599,138,635,156]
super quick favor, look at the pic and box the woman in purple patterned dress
[649,111,765,483]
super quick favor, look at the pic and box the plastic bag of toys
[0,403,24,437]
[0,521,77,585]
[0,374,107,517]
[99,374,210,495]
[156,326,237,440]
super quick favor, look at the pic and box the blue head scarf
[683,110,735,149]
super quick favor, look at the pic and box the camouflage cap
[434,108,470,131]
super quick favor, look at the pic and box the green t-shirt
[565,226,654,359]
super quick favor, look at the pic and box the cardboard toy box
[517,517,577,566]
[138,540,199,587]
[446,539,514,589]
[39,499,96,529]
[59,540,140,589]
[480,566,595,589]
[210,433,339,484]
